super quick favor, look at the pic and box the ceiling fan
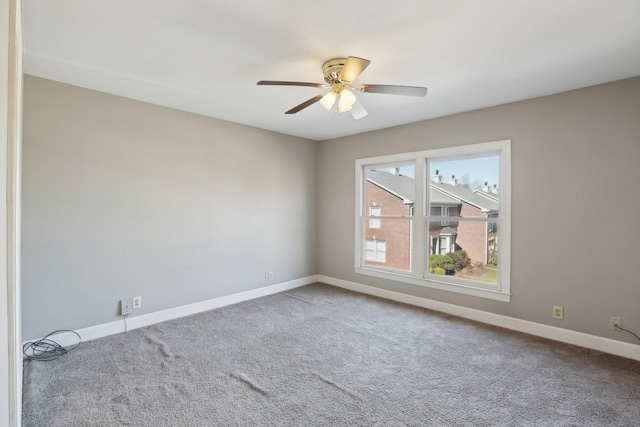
[257,56,427,120]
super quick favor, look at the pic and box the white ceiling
[22,0,640,141]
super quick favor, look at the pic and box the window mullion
[354,163,365,268]
[412,158,425,278]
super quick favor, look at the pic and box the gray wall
[23,74,640,346]
[22,76,318,339]
[317,76,640,344]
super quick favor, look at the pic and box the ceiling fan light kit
[257,56,427,119]
[319,90,337,110]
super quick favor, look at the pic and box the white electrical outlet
[552,305,563,320]
[265,271,274,280]
[120,298,133,315]
[268,271,274,280]
[132,296,142,309]
[610,316,621,331]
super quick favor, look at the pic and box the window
[487,213,498,232]
[361,164,414,271]
[369,206,381,229]
[441,207,450,226]
[355,140,511,302]
[431,234,453,255]
[365,239,386,262]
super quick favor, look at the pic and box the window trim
[354,139,511,302]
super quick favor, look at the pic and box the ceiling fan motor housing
[322,58,347,84]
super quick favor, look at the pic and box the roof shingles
[367,170,499,213]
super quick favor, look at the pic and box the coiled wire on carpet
[23,330,81,361]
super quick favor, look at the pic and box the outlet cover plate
[132,296,142,309]
[552,305,563,320]
[610,316,621,330]
[121,298,133,315]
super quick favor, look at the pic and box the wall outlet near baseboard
[120,298,133,315]
[132,296,142,309]
[610,316,621,331]
[265,271,274,280]
[552,305,564,320]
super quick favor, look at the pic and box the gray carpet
[23,283,640,426]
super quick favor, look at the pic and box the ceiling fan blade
[285,94,325,114]
[360,84,428,97]
[339,57,371,83]
[350,100,368,120]
[257,80,325,88]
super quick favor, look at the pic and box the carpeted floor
[23,283,640,426]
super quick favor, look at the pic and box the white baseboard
[24,275,318,349]
[318,275,640,362]
[25,274,639,362]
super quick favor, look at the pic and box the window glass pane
[428,156,500,219]
[427,220,498,284]
[366,165,415,217]
[363,219,411,271]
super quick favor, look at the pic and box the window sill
[354,266,511,302]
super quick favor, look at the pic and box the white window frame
[354,140,511,302]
